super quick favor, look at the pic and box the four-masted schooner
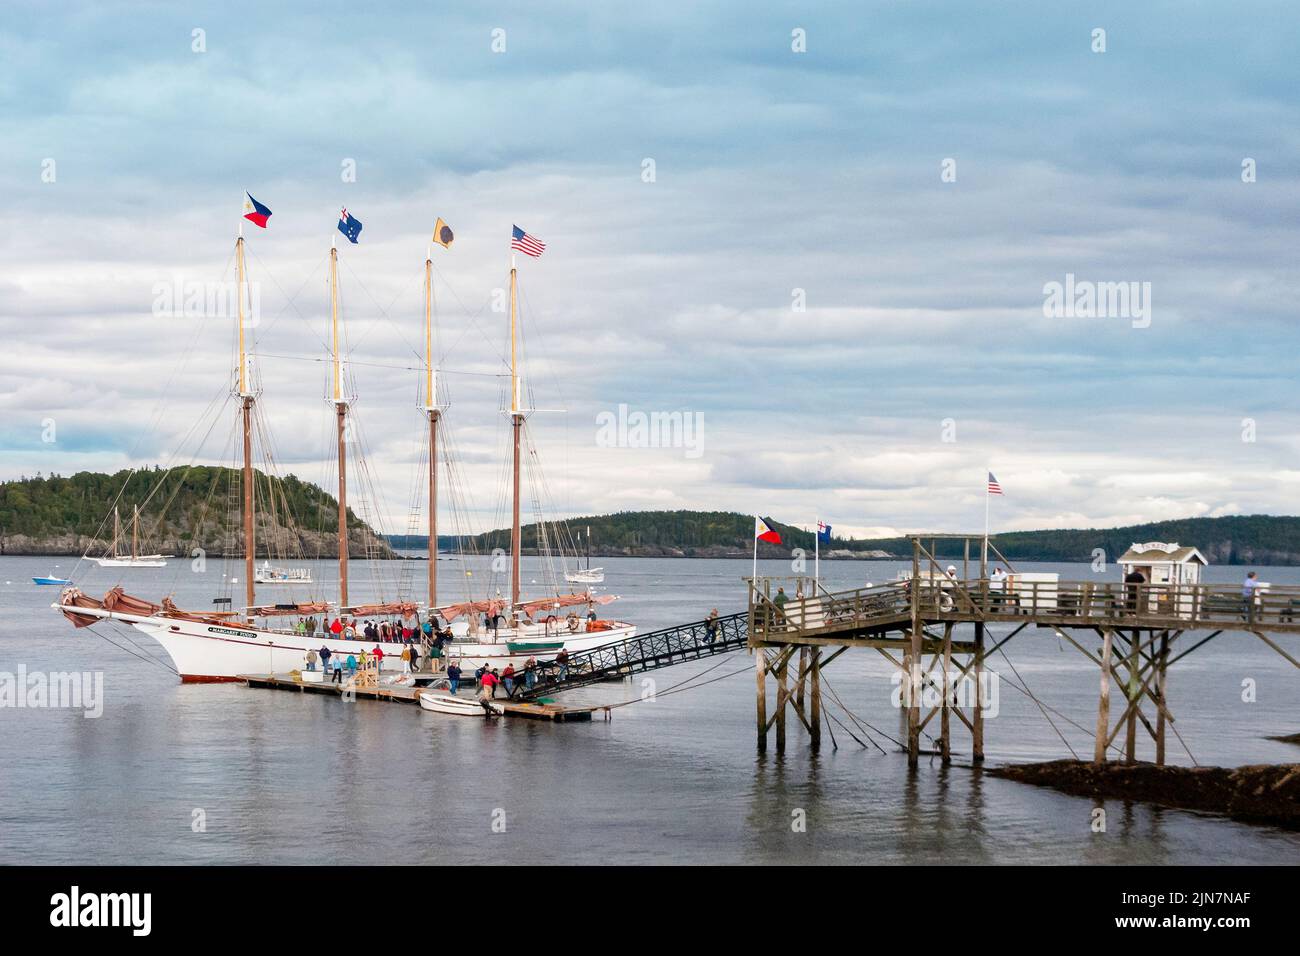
[55,214,635,681]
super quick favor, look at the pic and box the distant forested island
[4,471,1299,564]
[393,511,1300,566]
[0,468,390,558]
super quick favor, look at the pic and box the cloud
[1,2,1297,539]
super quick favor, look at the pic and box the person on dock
[524,657,537,691]
[305,648,317,672]
[446,662,462,695]
[331,656,344,684]
[705,608,720,643]
[1124,568,1146,614]
[409,643,420,673]
[502,663,517,697]
[1242,571,1263,618]
[346,653,357,677]
[400,645,411,674]
[319,645,332,673]
[372,645,384,672]
[483,668,502,699]
[555,648,570,682]
[476,673,498,716]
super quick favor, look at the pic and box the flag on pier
[243,193,271,228]
[338,207,363,243]
[432,217,454,249]
[817,521,832,543]
[987,472,1004,495]
[755,517,782,545]
[511,225,546,257]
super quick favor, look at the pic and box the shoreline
[989,759,1300,828]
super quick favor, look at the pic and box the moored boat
[418,691,501,717]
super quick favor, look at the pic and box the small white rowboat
[418,691,502,717]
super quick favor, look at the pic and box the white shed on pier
[1118,542,1208,586]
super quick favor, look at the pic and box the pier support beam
[1125,631,1139,764]
[972,621,985,762]
[809,647,822,752]
[755,648,767,752]
[1094,629,1114,765]
[1155,631,1169,766]
[776,651,789,753]
[940,622,953,764]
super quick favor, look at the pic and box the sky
[2,1,1298,540]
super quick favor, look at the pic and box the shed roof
[1118,542,1208,565]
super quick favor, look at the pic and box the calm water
[1,554,1298,865]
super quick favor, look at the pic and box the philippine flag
[755,516,782,545]
[243,192,272,229]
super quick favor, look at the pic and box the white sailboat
[254,561,313,585]
[426,247,634,667]
[564,525,604,584]
[94,506,167,568]
[59,224,418,680]
[57,220,635,680]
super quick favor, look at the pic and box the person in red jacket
[371,645,384,672]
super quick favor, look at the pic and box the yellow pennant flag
[432,218,454,249]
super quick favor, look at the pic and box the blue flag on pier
[817,521,832,544]
[338,207,363,243]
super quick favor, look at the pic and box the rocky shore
[989,759,1300,827]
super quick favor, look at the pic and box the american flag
[511,224,546,258]
[987,471,1004,495]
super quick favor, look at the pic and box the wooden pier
[239,673,594,721]
[748,533,1300,767]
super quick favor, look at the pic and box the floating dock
[239,673,595,721]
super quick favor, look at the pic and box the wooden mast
[508,260,522,617]
[330,244,349,608]
[112,506,120,558]
[424,252,440,610]
[131,505,139,561]
[235,234,256,612]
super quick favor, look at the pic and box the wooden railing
[749,576,1300,639]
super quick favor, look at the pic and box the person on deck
[446,662,462,695]
[477,671,499,716]
[1242,571,1263,618]
[330,617,344,637]
[1124,568,1146,614]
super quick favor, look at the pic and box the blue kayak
[33,576,72,586]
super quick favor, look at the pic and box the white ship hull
[61,604,635,682]
[94,557,167,568]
